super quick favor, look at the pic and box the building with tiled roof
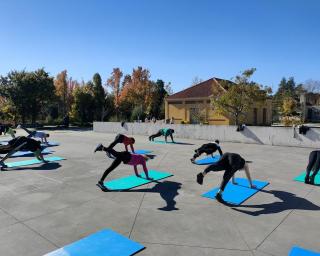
[165,77,272,125]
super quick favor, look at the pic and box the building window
[263,108,267,124]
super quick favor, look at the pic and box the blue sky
[0,0,319,93]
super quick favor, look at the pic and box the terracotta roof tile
[167,78,234,99]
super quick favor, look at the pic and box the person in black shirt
[191,140,223,163]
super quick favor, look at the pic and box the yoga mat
[42,141,60,147]
[133,149,152,154]
[289,246,320,256]
[194,155,221,165]
[5,156,65,168]
[152,140,193,145]
[12,148,52,157]
[105,169,173,190]
[202,178,269,205]
[44,229,145,256]
[294,171,320,185]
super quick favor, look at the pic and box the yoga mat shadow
[123,181,182,211]
[232,189,320,216]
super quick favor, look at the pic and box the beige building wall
[166,97,272,126]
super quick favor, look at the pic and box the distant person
[152,117,156,123]
[191,140,223,163]
[196,152,256,204]
[4,125,16,139]
[149,128,175,143]
[62,115,69,128]
[18,125,50,144]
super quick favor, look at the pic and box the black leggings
[100,148,131,182]
[108,134,125,149]
[203,153,245,191]
[306,151,320,180]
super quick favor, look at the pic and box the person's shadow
[2,162,62,172]
[124,181,182,211]
[232,189,320,216]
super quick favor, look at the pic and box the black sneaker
[96,181,109,192]
[305,176,311,184]
[215,193,225,203]
[197,173,204,185]
[190,158,195,163]
[310,176,316,185]
[94,143,103,153]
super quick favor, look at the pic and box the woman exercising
[0,136,46,168]
[18,125,50,144]
[108,134,135,152]
[191,140,223,163]
[196,152,256,203]
[305,150,320,185]
[94,143,153,191]
[149,128,175,143]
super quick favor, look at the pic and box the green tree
[211,68,271,125]
[0,69,55,124]
[92,73,106,121]
[70,82,95,125]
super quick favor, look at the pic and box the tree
[70,82,95,124]
[92,73,105,121]
[191,76,203,86]
[149,79,169,119]
[304,79,320,93]
[107,68,123,120]
[282,97,297,116]
[0,69,55,124]
[211,68,271,125]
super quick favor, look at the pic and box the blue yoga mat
[42,141,60,147]
[105,169,173,190]
[194,155,221,165]
[44,229,145,256]
[5,156,65,168]
[202,178,269,205]
[133,149,152,154]
[12,148,52,157]
[289,246,320,256]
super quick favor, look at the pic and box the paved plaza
[0,130,319,256]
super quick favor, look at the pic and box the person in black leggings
[0,136,46,168]
[94,143,153,191]
[196,152,255,203]
[191,140,223,163]
[107,134,135,152]
[305,150,320,184]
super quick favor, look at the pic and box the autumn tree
[107,68,123,120]
[211,68,271,125]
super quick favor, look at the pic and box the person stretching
[94,143,153,191]
[196,152,256,203]
[191,140,223,163]
[18,125,50,144]
[108,134,135,152]
[0,136,47,168]
[304,150,320,185]
[149,128,175,143]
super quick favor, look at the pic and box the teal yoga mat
[105,170,173,190]
[5,156,65,168]
[294,171,320,185]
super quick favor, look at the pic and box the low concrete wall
[93,122,320,148]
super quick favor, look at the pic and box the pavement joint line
[20,221,60,249]
[129,192,146,239]
[138,240,254,251]
[255,249,277,256]
[255,186,315,250]
[226,206,254,256]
